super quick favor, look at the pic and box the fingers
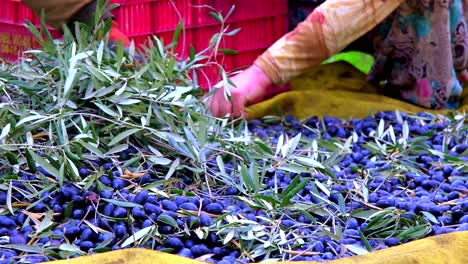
[206,84,233,118]
[204,79,251,119]
[231,93,247,118]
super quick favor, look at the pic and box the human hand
[206,65,273,118]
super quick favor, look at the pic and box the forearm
[255,0,404,86]
[21,0,111,30]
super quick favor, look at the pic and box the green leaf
[278,164,310,174]
[317,139,340,151]
[172,21,183,48]
[322,51,375,75]
[0,123,10,140]
[378,119,385,137]
[335,193,346,214]
[421,211,439,224]
[223,230,235,245]
[24,149,37,173]
[220,49,238,55]
[165,158,180,180]
[59,162,65,186]
[402,121,409,142]
[106,144,129,155]
[157,214,178,229]
[320,228,340,241]
[27,149,60,178]
[359,230,373,252]
[314,180,330,197]
[121,226,154,248]
[78,141,104,158]
[0,244,44,253]
[225,5,236,20]
[254,141,273,155]
[115,81,128,96]
[92,247,112,253]
[64,68,78,97]
[364,211,391,229]
[224,28,241,37]
[7,182,14,215]
[67,158,80,180]
[94,102,119,117]
[101,198,142,208]
[281,174,300,196]
[97,40,104,66]
[285,133,301,157]
[25,20,44,43]
[351,209,382,220]
[282,177,308,205]
[17,115,46,127]
[116,99,141,105]
[59,243,82,253]
[95,233,114,249]
[295,157,325,169]
[345,244,369,255]
[36,210,54,234]
[311,168,332,181]
[59,119,69,145]
[108,128,141,146]
[63,202,73,220]
[362,184,369,203]
[254,195,281,209]
[189,45,196,61]
[216,155,226,175]
[209,12,223,23]
[397,224,431,240]
[240,163,255,193]
[5,152,18,165]
[148,157,172,166]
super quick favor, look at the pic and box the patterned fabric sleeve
[254,0,404,86]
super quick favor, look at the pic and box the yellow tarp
[45,231,468,264]
[246,62,468,120]
[42,61,468,264]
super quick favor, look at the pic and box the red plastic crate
[0,21,62,61]
[111,0,194,35]
[0,0,288,91]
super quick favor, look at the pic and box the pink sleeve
[254,0,404,85]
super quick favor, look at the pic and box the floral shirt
[256,0,467,109]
